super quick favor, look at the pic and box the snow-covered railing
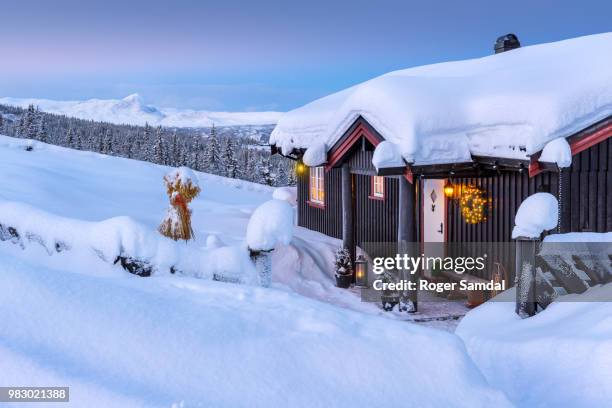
[0,200,257,282]
[513,194,612,317]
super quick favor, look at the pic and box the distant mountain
[0,94,282,128]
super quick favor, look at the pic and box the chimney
[494,34,521,54]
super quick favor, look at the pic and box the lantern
[295,160,306,175]
[444,182,455,199]
[355,255,368,288]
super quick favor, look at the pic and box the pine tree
[202,124,221,173]
[189,136,202,170]
[222,137,239,178]
[287,161,298,185]
[103,129,113,154]
[259,157,274,186]
[75,131,83,150]
[277,164,287,186]
[153,126,165,164]
[65,127,74,147]
[170,130,179,166]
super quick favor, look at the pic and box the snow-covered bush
[512,193,558,239]
[158,167,201,241]
[334,248,353,276]
[334,248,353,288]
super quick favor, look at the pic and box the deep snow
[457,285,612,407]
[0,135,509,407]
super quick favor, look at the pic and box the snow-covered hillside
[0,135,510,407]
[0,94,282,127]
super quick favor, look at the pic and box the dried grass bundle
[158,168,201,241]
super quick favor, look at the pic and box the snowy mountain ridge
[0,94,282,128]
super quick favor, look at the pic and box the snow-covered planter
[512,193,559,239]
[246,199,294,287]
[334,248,353,288]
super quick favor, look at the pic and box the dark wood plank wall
[296,167,343,240]
[296,138,400,257]
[447,171,560,243]
[354,175,399,250]
[445,171,559,281]
[446,136,611,281]
[560,136,611,233]
[347,142,400,253]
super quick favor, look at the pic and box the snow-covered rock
[372,140,404,169]
[271,33,612,165]
[272,186,298,206]
[539,137,572,167]
[0,94,282,127]
[512,193,559,239]
[246,199,294,251]
[456,284,612,407]
[302,141,327,166]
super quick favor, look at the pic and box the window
[371,176,385,199]
[309,167,325,205]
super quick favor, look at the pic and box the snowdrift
[0,255,510,407]
[456,286,612,407]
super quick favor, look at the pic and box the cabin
[270,33,612,313]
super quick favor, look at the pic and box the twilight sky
[1,0,610,111]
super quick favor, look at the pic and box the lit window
[309,167,325,204]
[372,176,385,198]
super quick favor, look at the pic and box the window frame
[370,175,385,200]
[308,166,325,208]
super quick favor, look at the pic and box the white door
[422,179,446,277]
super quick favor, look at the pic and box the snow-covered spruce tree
[203,124,222,174]
[222,137,239,178]
[103,129,113,155]
[169,130,179,167]
[259,157,275,186]
[153,126,165,164]
[189,136,202,171]
[287,162,298,186]
[65,127,74,147]
[158,167,201,241]
[37,115,48,143]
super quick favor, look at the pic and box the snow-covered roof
[271,33,612,166]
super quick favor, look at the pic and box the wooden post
[515,237,538,317]
[398,175,417,311]
[341,163,355,265]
